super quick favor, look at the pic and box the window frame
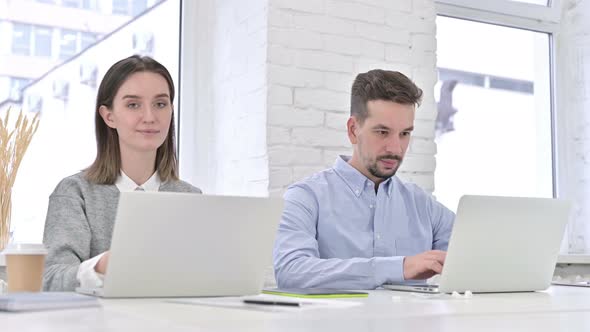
[436,0,561,31]
[177,0,214,192]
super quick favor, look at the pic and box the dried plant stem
[0,108,40,250]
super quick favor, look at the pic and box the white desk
[4,286,590,331]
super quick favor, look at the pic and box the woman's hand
[94,251,110,274]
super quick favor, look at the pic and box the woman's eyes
[125,101,169,109]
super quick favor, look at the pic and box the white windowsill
[557,255,590,265]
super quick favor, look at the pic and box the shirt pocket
[395,237,429,256]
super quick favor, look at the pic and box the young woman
[42,55,201,291]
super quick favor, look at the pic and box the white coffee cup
[2,243,48,292]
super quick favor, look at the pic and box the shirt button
[355,189,360,194]
[376,233,381,240]
[369,204,374,209]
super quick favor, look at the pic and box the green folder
[262,288,368,299]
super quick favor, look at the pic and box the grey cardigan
[42,172,201,291]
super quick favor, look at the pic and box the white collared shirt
[77,170,161,289]
[114,170,162,192]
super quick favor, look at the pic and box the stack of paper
[0,292,101,312]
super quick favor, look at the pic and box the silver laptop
[77,192,283,298]
[383,195,571,294]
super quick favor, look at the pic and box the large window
[434,16,553,211]
[3,0,181,243]
[433,0,572,252]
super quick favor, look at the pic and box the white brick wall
[267,0,439,193]
[205,0,269,196]
[187,0,439,197]
[325,0,386,24]
[294,89,350,110]
[268,105,324,127]
[557,0,590,252]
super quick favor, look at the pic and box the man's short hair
[350,69,423,124]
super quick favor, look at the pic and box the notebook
[262,288,368,298]
[383,195,572,294]
[76,192,283,298]
[0,292,100,312]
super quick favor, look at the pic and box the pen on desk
[243,299,300,307]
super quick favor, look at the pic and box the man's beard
[367,155,403,179]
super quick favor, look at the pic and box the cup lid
[1,243,48,255]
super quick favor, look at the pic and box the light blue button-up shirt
[273,156,455,289]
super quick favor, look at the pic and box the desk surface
[4,286,590,332]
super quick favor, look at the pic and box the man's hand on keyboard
[403,250,446,280]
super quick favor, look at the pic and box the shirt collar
[333,155,393,197]
[115,170,161,192]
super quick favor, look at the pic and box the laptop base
[382,283,440,294]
